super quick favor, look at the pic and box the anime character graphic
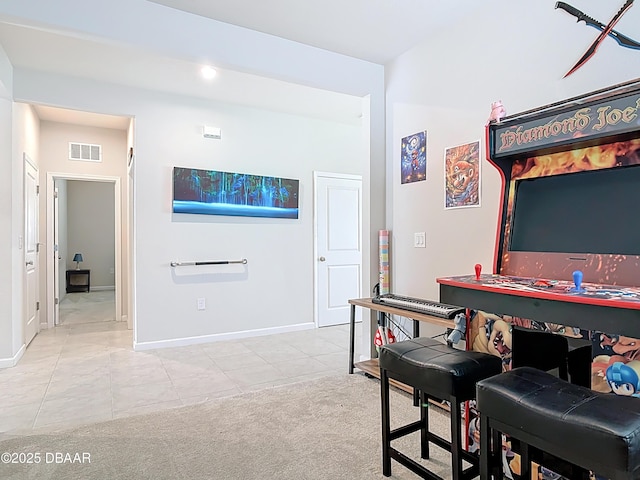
[500,435,520,480]
[448,160,475,197]
[600,334,640,362]
[592,332,640,392]
[445,141,480,208]
[544,323,583,338]
[467,413,481,453]
[605,361,640,397]
[537,465,569,480]
[400,132,427,184]
[469,311,513,370]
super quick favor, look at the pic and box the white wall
[130,93,363,346]
[9,104,39,361]
[67,180,115,288]
[15,72,364,347]
[0,43,14,362]
[2,84,40,365]
[385,0,639,337]
[126,119,135,328]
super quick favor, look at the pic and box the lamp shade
[73,253,83,263]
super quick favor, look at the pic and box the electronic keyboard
[372,293,465,319]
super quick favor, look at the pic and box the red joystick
[474,263,482,280]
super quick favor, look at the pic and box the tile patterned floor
[0,291,362,439]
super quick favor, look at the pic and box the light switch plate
[197,297,206,310]
[414,232,426,248]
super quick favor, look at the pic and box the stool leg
[380,368,392,477]
[519,441,530,480]
[450,397,463,480]
[558,358,569,382]
[479,413,498,480]
[420,390,429,459]
[491,428,501,480]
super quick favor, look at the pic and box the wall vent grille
[69,142,102,162]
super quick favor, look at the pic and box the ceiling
[148,0,482,65]
[0,0,483,128]
[33,105,132,130]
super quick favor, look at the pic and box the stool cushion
[477,366,640,478]
[379,337,502,400]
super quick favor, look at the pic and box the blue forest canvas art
[173,167,299,219]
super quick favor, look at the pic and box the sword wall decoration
[556,2,640,50]
[558,0,635,77]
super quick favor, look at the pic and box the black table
[66,269,90,293]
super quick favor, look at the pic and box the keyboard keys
[372,294,464,319]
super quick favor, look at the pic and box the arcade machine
[438,78,640,479]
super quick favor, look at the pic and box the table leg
[349,304,356,374]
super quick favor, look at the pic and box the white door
[24,155,39,345]
[314,172,362,327]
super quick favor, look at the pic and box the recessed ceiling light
[201,66,217,80]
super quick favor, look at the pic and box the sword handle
[555,2,586,21]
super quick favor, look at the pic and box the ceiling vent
[69,142,102,162]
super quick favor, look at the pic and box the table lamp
[73,253,83,270]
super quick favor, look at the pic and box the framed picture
[401,131,427,184]
[444,140,481,209]
[172,167,299,219]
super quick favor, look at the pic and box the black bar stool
[476,366,640,480]
[379,337,502,479]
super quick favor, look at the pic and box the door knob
[319,256,326,262]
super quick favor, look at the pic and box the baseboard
[133,322,315,351]
[0,344,26,369]
[91,286,115,291]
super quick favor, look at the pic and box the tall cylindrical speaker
[378,230,390,294]
[375,229,393,351]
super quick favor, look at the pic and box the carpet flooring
[0,373,455,480]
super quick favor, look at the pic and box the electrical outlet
[197,297,206,310]
[414,232,426,248]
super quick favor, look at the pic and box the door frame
[46,172,122,328]
[313,171,363,327]
[53,186,59,325]
[23,153,40,345]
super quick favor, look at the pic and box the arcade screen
[509,165,640,256]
